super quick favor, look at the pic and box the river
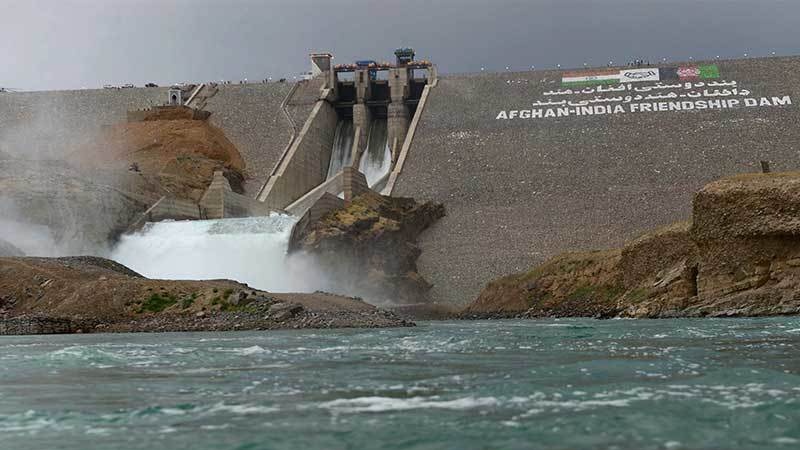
[1,319,799,450]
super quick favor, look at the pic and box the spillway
[111,214,324,293]
[359,119,392,187]
[326,119,355,179]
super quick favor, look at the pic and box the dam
[394,56,800,305]
[2,52,800,306]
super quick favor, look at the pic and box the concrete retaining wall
[220,189,273,218]
[285,171,344,217]
[259,100,339,209]
[200,171,274,218]
[395,55,800,306]
[128,196,203,231]
[151,197,202,221]
[343,167,369,201]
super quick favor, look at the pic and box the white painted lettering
[773,96,792,106]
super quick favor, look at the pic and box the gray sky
[2,0,799,91]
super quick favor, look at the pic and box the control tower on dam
[259,49,436,211]
[392,56,800,306]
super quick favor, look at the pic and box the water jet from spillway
[326,119,355,179]
[111,214,329,293]
[359,119,392,187]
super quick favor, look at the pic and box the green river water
[1,318,799,450]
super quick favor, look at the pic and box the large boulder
[291,191,445,305]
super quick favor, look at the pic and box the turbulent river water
[2,319,799,450]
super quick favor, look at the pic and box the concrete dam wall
[395,56,800,306]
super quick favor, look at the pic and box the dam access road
[2,55,800,306]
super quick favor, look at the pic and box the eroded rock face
[464,172,800,318]
[291,192,445,305]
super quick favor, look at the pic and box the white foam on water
[206,403,280,415]
[111,214,330,293]
[319,396,500,413]
[235,345,271,356]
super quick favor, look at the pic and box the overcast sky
[2,0,799,91]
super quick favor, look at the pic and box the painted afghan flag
[699,65,720,79]
[561,70,620,87]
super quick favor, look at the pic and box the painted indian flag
[561,69,621,87]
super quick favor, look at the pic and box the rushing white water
[111,214,328,292]
[359,119,392,187]
[326,119,355,179]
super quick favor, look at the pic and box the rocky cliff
[290,192,445,305]
[464,172,800,318]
